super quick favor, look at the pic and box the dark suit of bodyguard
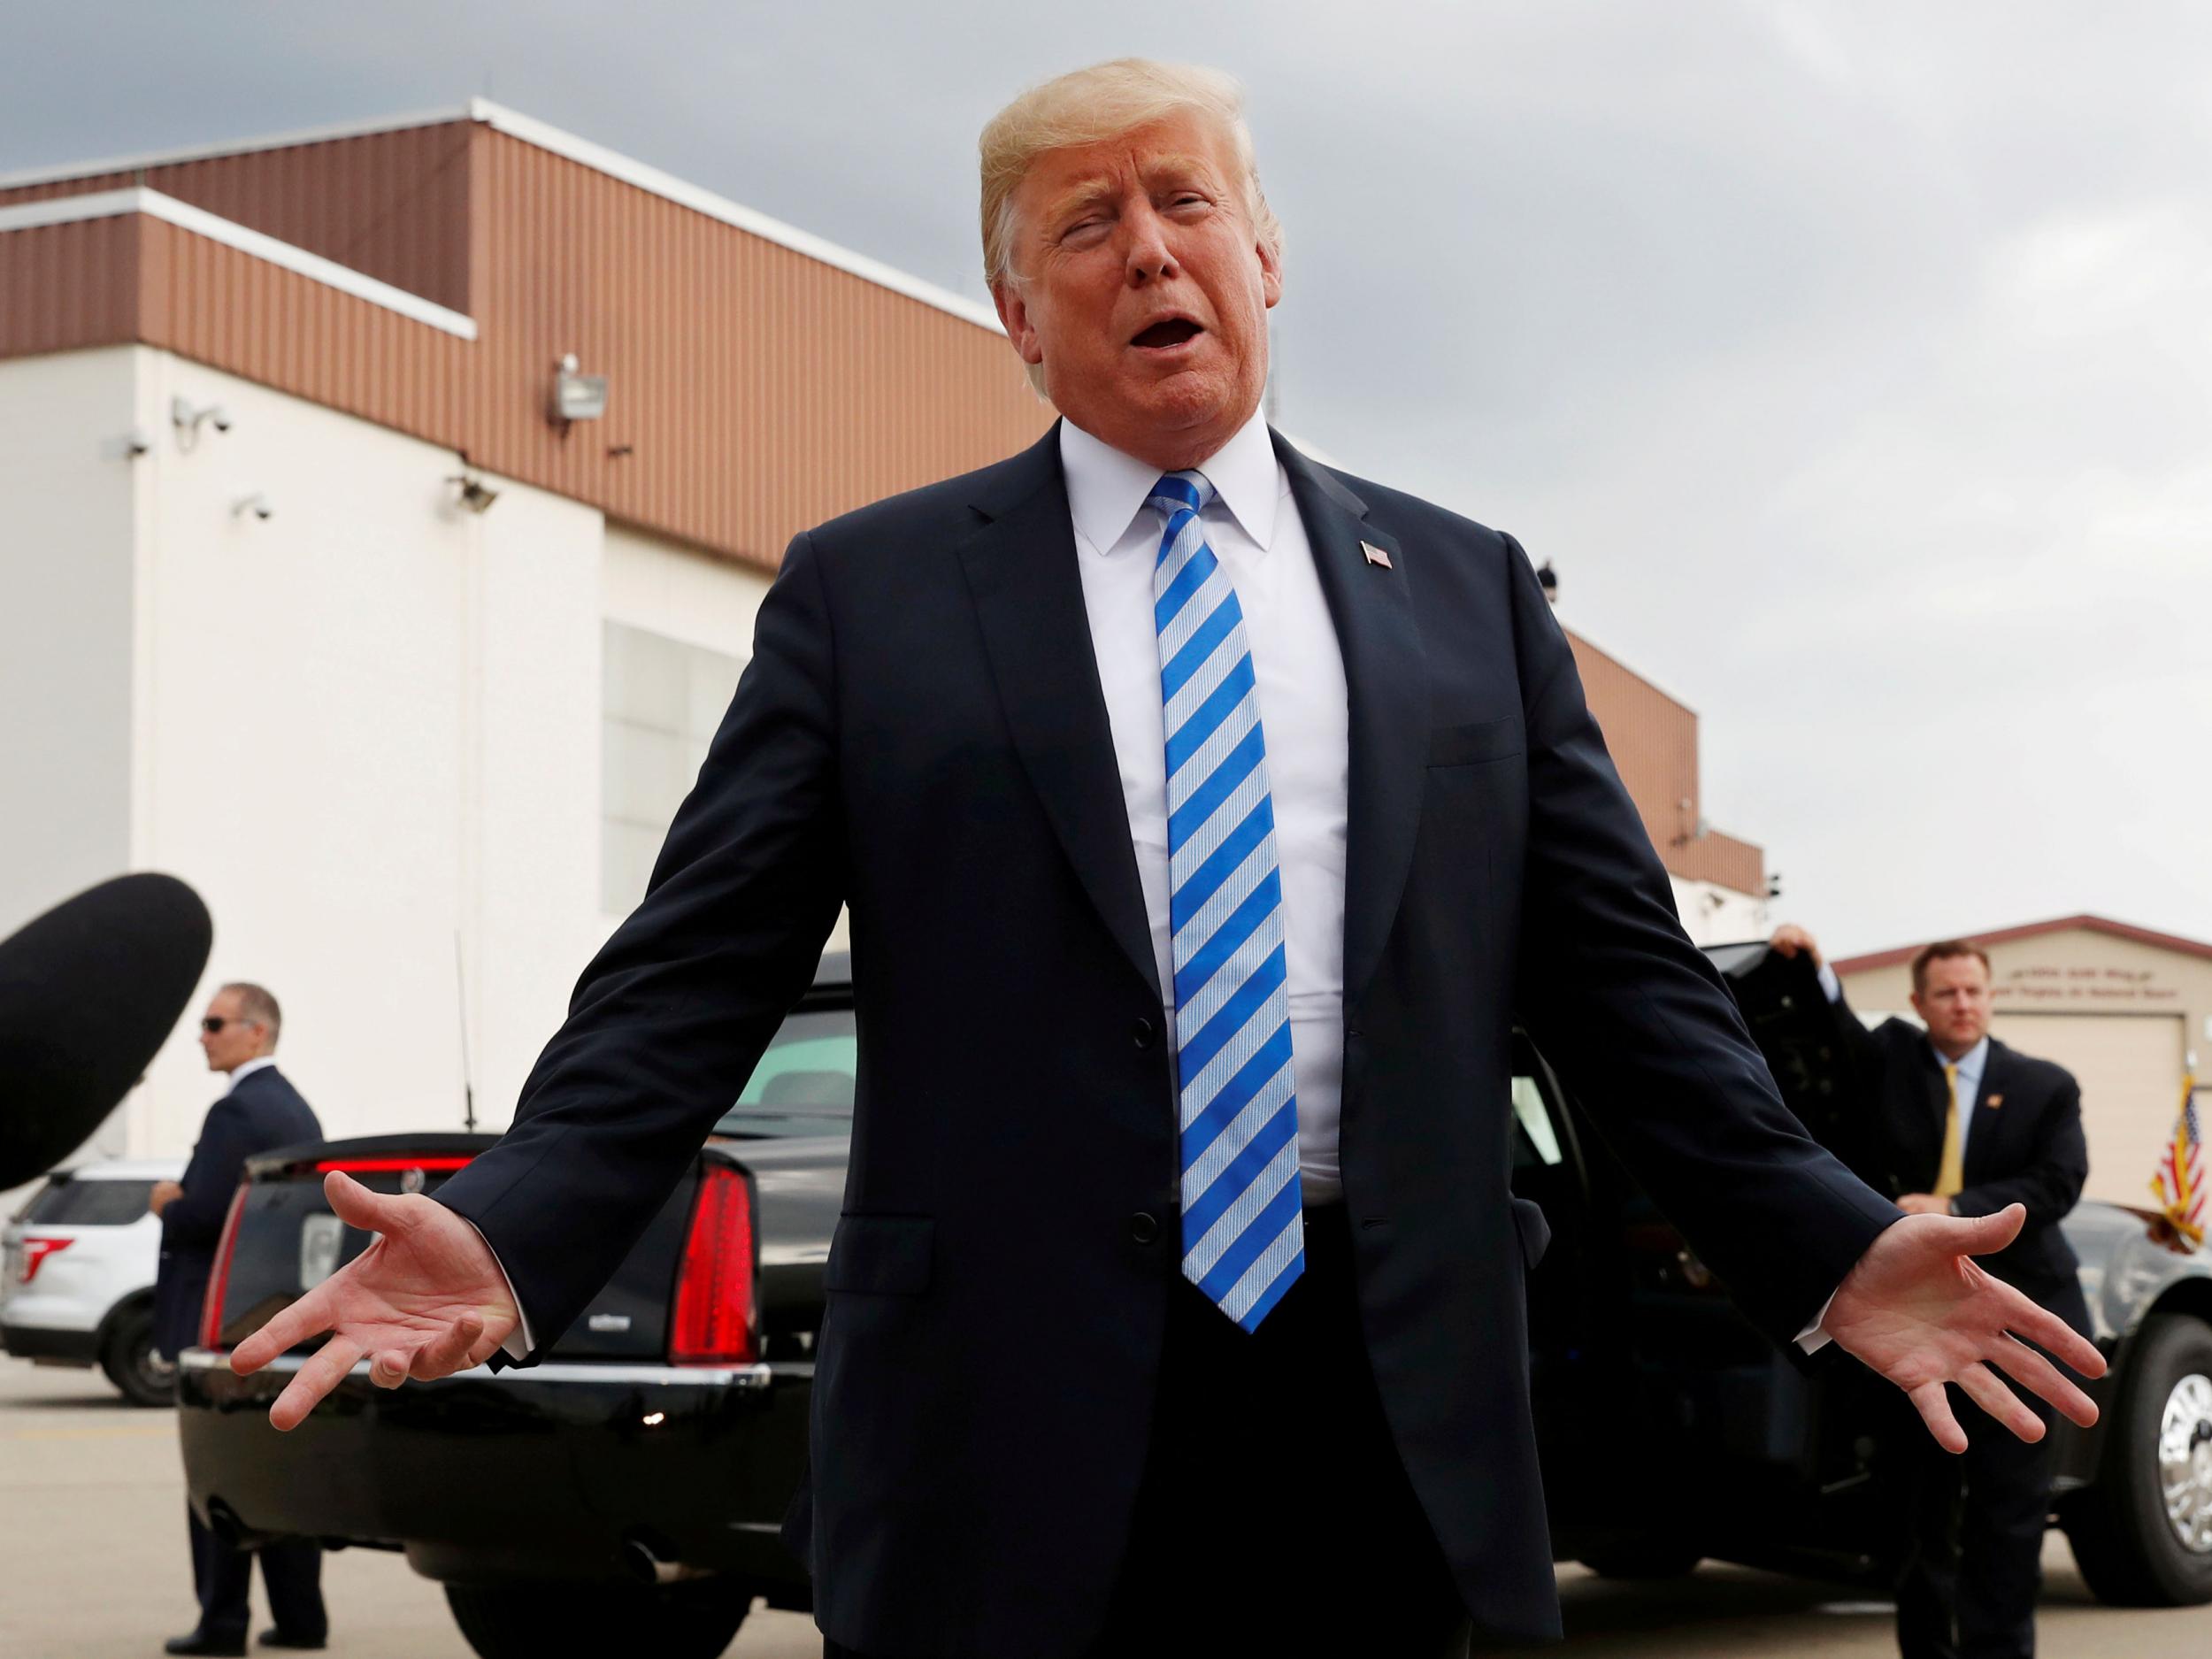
[1816,945,2089,1659]
[1831,992,2090,1337]
[155,1063,322,1362]
[157,986,326,1655]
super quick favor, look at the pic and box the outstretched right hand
[229,1170,519,1431]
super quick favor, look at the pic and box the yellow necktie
[1934,1062,1965,1198]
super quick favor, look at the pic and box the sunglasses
[201,1017,260,1034]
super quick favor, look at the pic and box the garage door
[1992,1013,2188,1206]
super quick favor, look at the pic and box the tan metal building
[1835,917,2212,1207]
[1565,631,1767,938]
[0,100,1052,572]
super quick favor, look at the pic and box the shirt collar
[1058,407,1280,557]
[1931,1035,1990,1089]
[224,1056,277,1095]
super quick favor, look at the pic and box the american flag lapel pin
[1987,1094,2004,1109]
[1361,541,1393,570]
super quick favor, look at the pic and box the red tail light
[198,1186,250,1351]
[312,1156,473,1174]
[18,1237,72,1284]
[669,1164,757,1365]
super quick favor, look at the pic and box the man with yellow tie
[1772,926,2091,1659]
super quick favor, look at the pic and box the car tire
[1578,1542,1705,1579]
[444,1578,753,1659]
[98,1303,174,1408]
[2063,1312,2212,1606]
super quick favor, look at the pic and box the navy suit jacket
[436,426,1900,1655]
[155,1065,322,1360]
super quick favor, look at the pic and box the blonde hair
[979,58,1283,296]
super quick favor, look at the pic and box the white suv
[2,1157,185,1405]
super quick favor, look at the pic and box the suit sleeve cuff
[1794,1286,1839,1356]
[460,1218,537,1360]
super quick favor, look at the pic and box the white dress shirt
[1060,411,1352,1204]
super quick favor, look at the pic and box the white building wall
[601,521,774,668]
[116,353,609,1154]
[598,524,850,951]
[21,353,814,1157]
[0,349,137,943]
[1671,876,1770,947]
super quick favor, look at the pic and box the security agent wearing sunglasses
[150,982,326,1656]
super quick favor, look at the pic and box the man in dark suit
[235,59,2102,1658]
[152,981,326,1655]
[1773,926,2090,1659]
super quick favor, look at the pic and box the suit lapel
[956,427,1162,1002]
[1964,1041,2009,1187]
[1273,433,1428,1010]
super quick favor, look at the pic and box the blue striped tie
[1147,471,1304,1332]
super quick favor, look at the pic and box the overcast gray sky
[9,2,2205,959]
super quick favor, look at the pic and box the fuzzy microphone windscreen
[0,873,212,1187]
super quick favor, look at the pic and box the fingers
[1987,1337,2100,1429]
[408,1312,485,1380]
[1909,1380,1967,1455]
[2010,1302,2107,1381]
[1955,1360,2045,1443]
[231,1281,335,1375]
[1958,1203,2027,1255]
[269,1333,363,1432]
[324,1169,411,1233]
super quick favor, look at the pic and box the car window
[1510,1076,1563,1169]
[21,1178,157,1225]
[714,1009,857,1135]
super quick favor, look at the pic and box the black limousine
[178,948,2212,1658]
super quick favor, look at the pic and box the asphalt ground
[5,1355,2206,1658]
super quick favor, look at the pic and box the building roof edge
[1833,913,2212,974]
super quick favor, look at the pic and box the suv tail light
[669,1164,757,1365]
[18,1237,72,1283]
[198,1186,250,1351]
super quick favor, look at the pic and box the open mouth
[1132,319,1202,349]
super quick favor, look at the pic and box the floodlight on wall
[447,473,500,514]
[232,493,274,521]
[549,353,608,426]
[172,396,233,452]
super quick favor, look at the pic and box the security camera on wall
[171,396,233,449]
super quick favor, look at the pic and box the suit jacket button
[1131,1017,1156,1049]
[1128,1211,1160,1245]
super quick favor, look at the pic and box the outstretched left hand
[1824,1202,2104,1453]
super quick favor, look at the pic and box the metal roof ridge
[1832,913,2212,974]
[0,187,478,339]
[461,100,1003,334]
[1,99,1008,337]
[0,104,474,191]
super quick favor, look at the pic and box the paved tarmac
[5,1356,2206,1657]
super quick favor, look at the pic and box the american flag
[2149,1076,2206,1249]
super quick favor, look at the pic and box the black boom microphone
[0,872,214,1188]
